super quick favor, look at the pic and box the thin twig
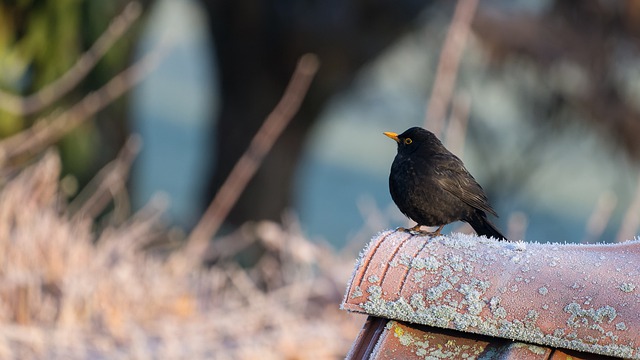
[507,211,528,241]
[424,0,478,137]
[443,92,470,158]
[0,42,169,168]
[617,174,640,242]
[184,53,320,259]
[582,190,616,243]
[68,135,142,221]
[0,2,142,116]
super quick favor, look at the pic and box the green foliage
[0,1,82,96]
[0,0,137,186]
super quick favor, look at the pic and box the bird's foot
[396,225,444,237]
[395,226,409,233]
[396,225,422,235]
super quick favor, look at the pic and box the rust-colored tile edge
[361,319,558,360]
[549,348,621,360]
[376,234,414,295]
[347,318,620,359]
[377,234,427,298]
[341,230,412,311]
[345,316,388,360]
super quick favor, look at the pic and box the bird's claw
[396,226,438,237]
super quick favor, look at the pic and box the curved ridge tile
[342,230,640,359]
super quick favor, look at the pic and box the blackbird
[384,127,506,240]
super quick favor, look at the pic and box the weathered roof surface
[346,316,620,359]
[341,230,640,359]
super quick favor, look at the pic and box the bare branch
[443,93,470,158]
[617,174,640,242]
[184,53,320,259]
[0,2,143,116]
[424,0,478,137]
[0,42,169,167]
[582,191,617,243]
[68,135,142,221]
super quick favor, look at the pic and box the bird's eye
[404,138,412,145]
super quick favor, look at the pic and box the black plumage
[384,127,506,240]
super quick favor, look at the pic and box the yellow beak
[384,131,400,143]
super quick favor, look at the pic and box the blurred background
[1,0,640,357]
[3,0,640,246]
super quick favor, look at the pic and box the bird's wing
[432,154,498,217]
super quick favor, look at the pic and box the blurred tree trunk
[201,0,430,227]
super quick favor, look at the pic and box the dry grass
[0,152,364,359]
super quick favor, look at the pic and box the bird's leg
[396,224,422,234]
[397,224,444,237]
[429,225,444,237]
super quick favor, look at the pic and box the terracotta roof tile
[342,230,640,359]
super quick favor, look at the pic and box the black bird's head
[384,127,442,155]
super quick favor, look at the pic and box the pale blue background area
[131,0,217,228]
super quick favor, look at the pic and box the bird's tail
[467,212,507,240]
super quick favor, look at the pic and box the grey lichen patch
[553,328,565,338]
[426,280,453,301]
[570,282,582,290]
[619,282,636,293]
[391,322,486,359]
[564,302,621,344]
[439,232,484,250]
[445,253,475,274]
[440,265,454,279]
[392,325,416,347]
[483,253,498,264]
[476,279,491,292]
[538,286,548,296]
[564,302,617,327]
[493,307,507,319]
[390,254,412,268]
[605,331,619,342]
[616,322,628,331]
[489,296,507,319]
[524,310,540,330]
[458,279,491,316]
[489,296,500,309]
[410,293,425,309]
[351,285,363,298]
[510,342,547,355]
[368,274,380,283]
[366,284,382,298]
[467,300,483,316]
[448,274,461,285]
[411,256,441,272]
[413,270,427,287]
